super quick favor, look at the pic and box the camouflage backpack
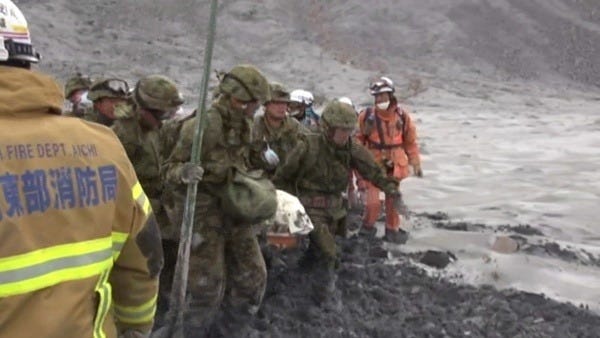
[219,169,278,224]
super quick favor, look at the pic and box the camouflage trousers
[150,197,178,313]
[302,207,347,303]
[153,188,187,241]
[150,198,173,237]
[305,207,347,269]
[186,192,267,332]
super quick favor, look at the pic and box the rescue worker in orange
[0,2,163,337]
[356,76,423,243]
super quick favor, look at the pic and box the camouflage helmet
[87,78,130,101]
[218,64,270,104]
[64,74,92,99]
[134,75,184,111]
[321,100,358,129]
[266,82,290,103]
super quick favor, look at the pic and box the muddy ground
[153,211,600,337]
[198,220,600,338]
[16,0,600,336]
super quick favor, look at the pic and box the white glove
[262,143,280,168]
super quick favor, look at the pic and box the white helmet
[0,0,40,63]
[369,76,394,95]
[289,89,314,106]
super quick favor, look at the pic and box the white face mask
[376,101,390,110]
[240,104,248,110]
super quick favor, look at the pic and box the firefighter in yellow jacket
[0,2,163,338]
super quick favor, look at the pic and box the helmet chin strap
[140,109,162,129]
[96,109,115,126]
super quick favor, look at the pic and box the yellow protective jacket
[0,67,163,338]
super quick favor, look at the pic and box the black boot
[311,263,342,311]
[358,226,377,238]
[383,228,409,244]
[298,244,319,270]
[208,305,255,338]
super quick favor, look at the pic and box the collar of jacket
[113,99,137,119]
[262,114,292,137]
[0,66,63,116]
[215,95,253,130]
[319,131,351,154]
[215,95,239,120]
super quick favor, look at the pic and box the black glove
[180,162,204,184]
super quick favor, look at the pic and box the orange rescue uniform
[356,104,421,231]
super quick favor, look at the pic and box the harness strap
[363,107,407,150]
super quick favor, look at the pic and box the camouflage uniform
[82,106,104,124]
[110,75,184,314]
[162,65,271,333]
[111,103,165,225]
[112,75,184,238]
[158,112,196,238]
[85,78,130,126]
[273,101,399,301]
[249,82,308,182]
[62,74,92,117]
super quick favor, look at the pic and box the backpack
[219,168,278,224]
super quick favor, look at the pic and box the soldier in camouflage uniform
[110,75,184,311]
[249,83,309,269]
[249,82,308,182]
[272,100,402,303]
[86,78,130,126]
[162,64,271,334]
[63,73,92,117]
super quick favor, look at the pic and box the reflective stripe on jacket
[0,66,162,338]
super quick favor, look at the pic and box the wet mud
[201,232,600,338]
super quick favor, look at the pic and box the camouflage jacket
[112,103,190,196]
[163,96,252,189]
[83,107,115,127]
[249,114,308,177]
[111,103,162,199]
[273,132,398,198]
